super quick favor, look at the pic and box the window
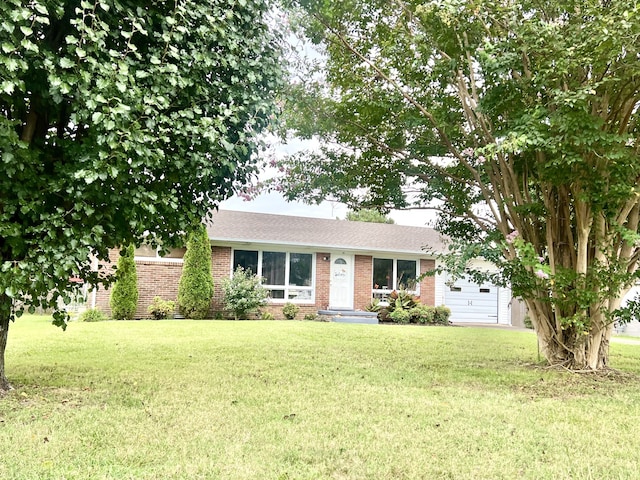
[372,258,419,302]
[233,250,258,274]
[232,249,315,302]
[397,260,418,290]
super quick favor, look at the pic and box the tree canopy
[345,209,394,224]
[0,0,283,389]
[275,0,640,370]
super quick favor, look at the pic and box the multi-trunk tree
[275,0,640,370]
[0,0,283,390]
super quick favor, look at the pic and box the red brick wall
[135,260,183,317]
[354,255,373,310]
[93,248,183,318]
[315,253,331,310]
[419,259,436,306]
[211,246,231,312]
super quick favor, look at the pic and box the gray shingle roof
[206,210,445,255]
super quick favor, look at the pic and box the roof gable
[206,210,445,255]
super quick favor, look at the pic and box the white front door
[329,254,354,310]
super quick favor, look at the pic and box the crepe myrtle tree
[271,1,640,370]
[0,0,283,390]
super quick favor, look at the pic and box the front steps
[317,309,379,324]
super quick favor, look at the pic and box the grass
[2,316,640,479]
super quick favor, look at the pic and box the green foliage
[345,209,394,224]
[0,0,283,386]
[385,290,418,314]
[110,245,138,320]
[178,226,214,319]
[222,266,269,321]
[77,308,107,323]
[282,302,300,320]
[409,304,435,325]
[147,296,176,320]
[261,311,275,321]
[303,313,320,321]
[364,299,381,312]
[433,306,452,325]
[523,316,534,329]
[275,1,640,369]
[389,308,411,324]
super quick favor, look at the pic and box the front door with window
[329,255,354,309]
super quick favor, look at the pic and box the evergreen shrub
[177,225,214,319]
[110,244,139,320]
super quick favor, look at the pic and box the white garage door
[445,276,498,323]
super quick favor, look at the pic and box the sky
[218,136,437,228]
[219,193,436,227]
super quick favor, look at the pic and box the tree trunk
[533,312,611,370]
[0,294,11,392]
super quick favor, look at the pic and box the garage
[444,275,499,323]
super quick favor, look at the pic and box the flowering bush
[222,267,269,320]
[147,297,176,320]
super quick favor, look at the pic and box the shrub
[78,308,108,322]
[389,308,411,324]
[409,304,435,324]
[177,225,214,319]
[147,296,176,320]
[261,311,275,320]
[222,267,269,320]
[282,302,300,320]
[303,313,319,321]
[364,299,382,312]
[110,244,139,320]
[386,290,418,314]
[377,307,391,322]
[523,315,533,329]
[433,306,452,325]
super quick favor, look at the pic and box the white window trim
[231,249,316,304]
[134,253,184,264]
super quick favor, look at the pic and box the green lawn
[2,316,640,479]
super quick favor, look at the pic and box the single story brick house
[91,210,514,324]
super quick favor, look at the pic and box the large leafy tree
[0,0,282,390]
[275,1,640,370]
